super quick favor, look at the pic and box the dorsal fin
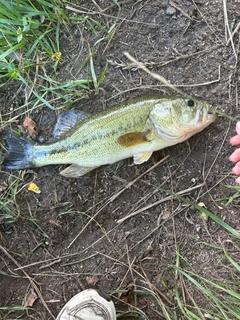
[53,110,90,139]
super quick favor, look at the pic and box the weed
[174,250,240,319]
[0,0,66,78]
[157,187,240,239]
[0,0,116,111]
[218,185,240,207]
[0,173,23,223]
[0,173,47,237]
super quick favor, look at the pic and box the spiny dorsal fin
[53,110,90,139]
[117,131,149,147]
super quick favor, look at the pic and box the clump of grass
[0,173,48,237]
[0,0,71,110]
[159,188,240,319]
[217,185,240,207]
[0,0,115,111]
[0,173,23,224]
[0,0,66,81]
[136,183,239,319]
[174,250,240,320]
[109,287,177,320]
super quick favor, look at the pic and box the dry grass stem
[170,0,198,21]
[0,244,55,319]
[66,155,169,248]
[223,0,237,60]
[227,21,240,46]
[65,5,160,27]
[117,183,205,223]
[123,52,221,98]
[123,51,190,98]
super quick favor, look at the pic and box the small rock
[166,6,177,16]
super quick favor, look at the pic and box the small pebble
[166,6,177,16]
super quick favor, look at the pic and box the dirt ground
[0,1,239,319]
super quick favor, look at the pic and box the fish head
[149,97,216,142]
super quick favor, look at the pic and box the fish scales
[32,98,157,167]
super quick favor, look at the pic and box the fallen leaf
[198,202,207,209]
[23,117,38,138]
[86,276,99,286]
[118,283,134,303]
[162,209,171,220]
[28,182,41,194]
[23,288,38,307]
[198,202,208,221]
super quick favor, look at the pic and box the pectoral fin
[118,131,149,147]
[60,164,97,177]
[133,151,152,164]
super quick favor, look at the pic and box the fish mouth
[200,106,217,124]
[206,110,217,123]
[182,107,216,138]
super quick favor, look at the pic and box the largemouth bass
[1,96,216,177]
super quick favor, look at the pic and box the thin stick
[117,183,205,223]
[67,155,169,248]
[222,0,237,59]
[0,244,55,319]
[66,5,160,27]
[226,21,240,46]
[170,0,198,21]
[123,51,190,98]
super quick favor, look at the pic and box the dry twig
[67,156,169,248]
[117,183,205,223]
[0,244,55,319]
[123,52,190,98]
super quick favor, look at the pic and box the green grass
[109,250,240,320]
[218,185,240,207]
[0,0,66,79]
[0,172,22,223]
[134,182,240,319]
[174,252,240,319]
[0,0,116,111]
[168,190,240,319]
[0,172,49,238]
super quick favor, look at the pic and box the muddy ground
[0,1,239,319]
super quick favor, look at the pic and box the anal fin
[60,164,97,177]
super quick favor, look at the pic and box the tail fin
[1,131,34,170]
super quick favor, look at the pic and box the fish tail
[1,131,35,170]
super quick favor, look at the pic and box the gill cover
[149,98,213,142]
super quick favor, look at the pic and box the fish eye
[187,99,195,107]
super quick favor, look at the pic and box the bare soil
[0,1,239,319]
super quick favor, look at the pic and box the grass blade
[158,187,240,239]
